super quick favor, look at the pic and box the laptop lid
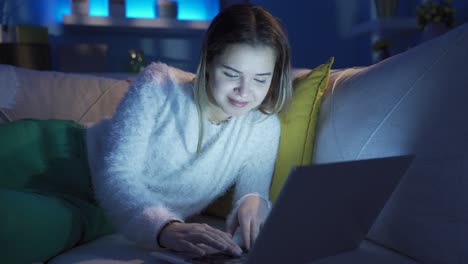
[246,155,414,264]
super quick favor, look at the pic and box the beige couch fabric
[0,66,130,126]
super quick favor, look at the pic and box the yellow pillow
[269,57,334,202]
[202,57,334,218]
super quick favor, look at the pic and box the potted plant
[372,38,393,62]
[416,0,456,40]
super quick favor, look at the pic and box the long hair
[194,4,293,153]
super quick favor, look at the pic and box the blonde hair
[194,4,293,153]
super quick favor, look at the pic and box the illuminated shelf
[62,15,210,33]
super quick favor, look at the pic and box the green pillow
[203,58,334,218]
[0,119,112,263]
[1,189,84,263]
[270,57,334,202]
[0,119,90,196]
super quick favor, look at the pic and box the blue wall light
[57,0,219,21]
[126,0,219,20]
[89,0,109,16]
[56,0,71,21]
[126,0,155,18]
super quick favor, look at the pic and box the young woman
[87,3,292,257]
[0,3,292,262]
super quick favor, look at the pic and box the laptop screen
[247,155,414,264]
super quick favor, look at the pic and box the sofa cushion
[270,57,334,202]
[312,22,468,263]
[0,65,130,125]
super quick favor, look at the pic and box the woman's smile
[228,98,249,108]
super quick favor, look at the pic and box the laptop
[152,155,414,264]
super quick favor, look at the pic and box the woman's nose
[235,78,250,97]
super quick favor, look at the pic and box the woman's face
[206,43,276,121]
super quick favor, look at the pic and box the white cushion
[313,22,468,263]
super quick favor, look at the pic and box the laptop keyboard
[190,251,248,264]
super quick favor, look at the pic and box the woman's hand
[158,222,243,257]
[227,195,270,250]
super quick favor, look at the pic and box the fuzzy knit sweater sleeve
[226,115,280,226]
[92,64,183,247]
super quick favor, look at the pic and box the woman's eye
[223,72,238,78]
[254,79,267,84]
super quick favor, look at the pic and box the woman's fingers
[240,217,252,250]
[227,214,239,235]
[177,240,206,256]
[197,243,220,255]
[250,219,260,248]
[235,194,270,250]
[239,217,263,250]
[187,224,242,256]
[161,222,243,256]
[203,226,243,256]
[191,232,226,249]
[209,226,242,253]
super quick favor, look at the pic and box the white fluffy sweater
[86,63,280,247]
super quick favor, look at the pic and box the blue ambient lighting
[59,0,218,21]
[89,0,109,16]
[123,0,218,20]
[125,0,155,18]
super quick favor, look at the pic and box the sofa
[0,22,467,263]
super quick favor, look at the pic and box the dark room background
[1,0,467,73]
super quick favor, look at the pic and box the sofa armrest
[0,65,130,125]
